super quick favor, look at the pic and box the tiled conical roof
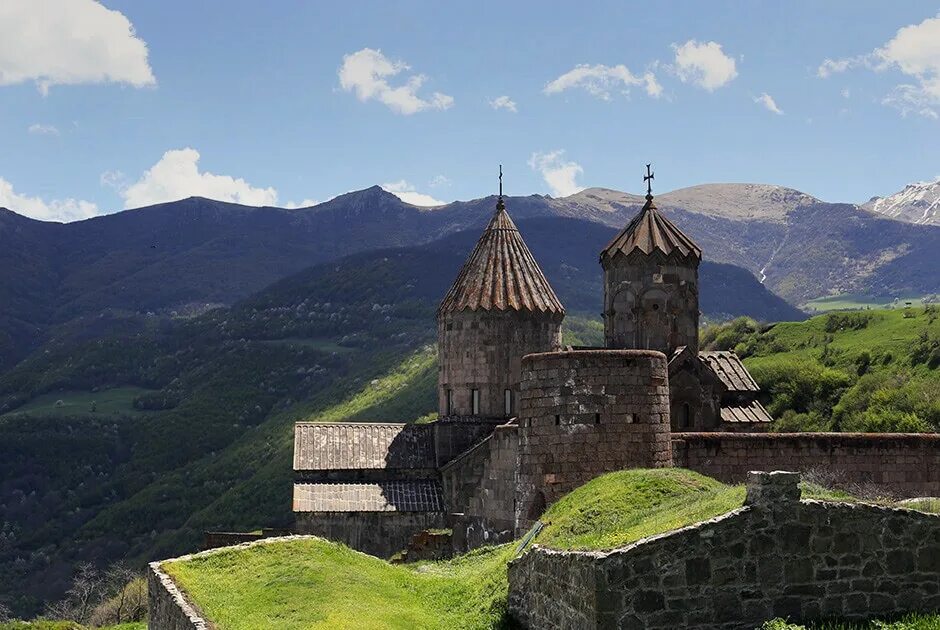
[600,196,702,264]
[438,198,565,315]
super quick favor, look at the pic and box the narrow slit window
[446,389,453,416]
[471,389,480,415]
[504,389,513,416]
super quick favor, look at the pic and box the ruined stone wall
[437,310,562,418]
[508,471,940,630]
[516,350,671,532]
[441,424,519,551]
[673,432,940,498]
[148,560,210,630]
[293,511,444,559]
[603,252,699,356]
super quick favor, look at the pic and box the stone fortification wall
[673,432,940,498]
[293,511,444,559]
[516,350,671,532]
[441,423,519,551]
[437,310,562,419]
[148,559,212,630]
[508,471,940,630]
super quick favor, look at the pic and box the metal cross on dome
[499,164,503,197]
[644,163,654,198]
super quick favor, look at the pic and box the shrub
[748,359,853,419]
[771,410,831,433]
[824,312,871,333]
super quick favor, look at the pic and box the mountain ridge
[1,183,937,371]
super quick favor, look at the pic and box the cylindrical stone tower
[600,189,702,356]
[437,194,565,420]
[515,349,672,531]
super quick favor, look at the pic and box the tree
[89,564,147,626]
[0,601,12,622]
[45,562,106,624]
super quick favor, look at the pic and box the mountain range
[1,181,938,371]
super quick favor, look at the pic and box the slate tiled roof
[292,480,445,513]
[600,197,702,263]
[437,199,565,315]
[721,400,774,424]
[699,351,761,392]
[293,423,435,471]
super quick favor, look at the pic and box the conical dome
[600,197,701,264]
[438,199,565,315]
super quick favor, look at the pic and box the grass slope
[536,469,745,551]
[163,469,940,630]
[163,540,513,630]
[0,387,157,419]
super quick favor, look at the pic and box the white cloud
[672,40,738,91]
[338,48,453,115]
[0,176,98,222]
[818,15,940,118]
[0,0,155,95]
[753,92,784,115]
[119,148,278,209]
[381,180,446,206]
[283,198,320,209]
[28,123,59,135]
[817,58,855,79]
[528,150,585,198]
[489,95,518,112]
[544,63,662,100]
[428,175,451,188]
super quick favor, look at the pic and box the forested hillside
[703,307,940,432]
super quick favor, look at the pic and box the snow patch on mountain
[862,179,940,226]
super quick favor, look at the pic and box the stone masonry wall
[293,511,444,559]
[441,423,519,551]
[148,559,210,630]
[603,252,699,356]
[516,350,671,532]
[437,309,562,419]
[674,432,940,498]
[508,471,940,630]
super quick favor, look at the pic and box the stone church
[292,174,771,556]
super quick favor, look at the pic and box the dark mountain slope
[2,184,936,370]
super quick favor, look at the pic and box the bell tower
[437,168,565,419]
[600,165,702,356]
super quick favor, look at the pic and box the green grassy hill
[162,469,737,630]
[702,307,940,432]
[158,469,939,630]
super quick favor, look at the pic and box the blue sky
[1,1,939,221]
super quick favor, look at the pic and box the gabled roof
[293,423,435,471]
[438,198,565,315]
[293,480,444,513]
[721,400,773,424]
[699,351,760,392]
[600,197,702,264]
